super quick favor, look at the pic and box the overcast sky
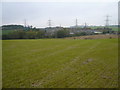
[2,1,118,28]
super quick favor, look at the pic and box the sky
[2,0,118,28]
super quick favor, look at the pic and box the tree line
[2,29,70,39]
[2,29,94,40]
[1,25,118,40]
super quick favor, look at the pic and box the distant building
[94,31,102,34]
[45,26,64,35]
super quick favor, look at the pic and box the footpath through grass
[2,39,118,88]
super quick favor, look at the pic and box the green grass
[2,39,118,88]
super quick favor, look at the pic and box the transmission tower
[60,24,61,27]
[84,22,87,28]
[105,15,111,27]
[24,19,27,27]
[48,19,51,28]
[75,18,78,27]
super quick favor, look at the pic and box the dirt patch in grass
[31,80,42,87]
[83,58,93,64]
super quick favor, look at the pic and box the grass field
[2,39,118,88]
